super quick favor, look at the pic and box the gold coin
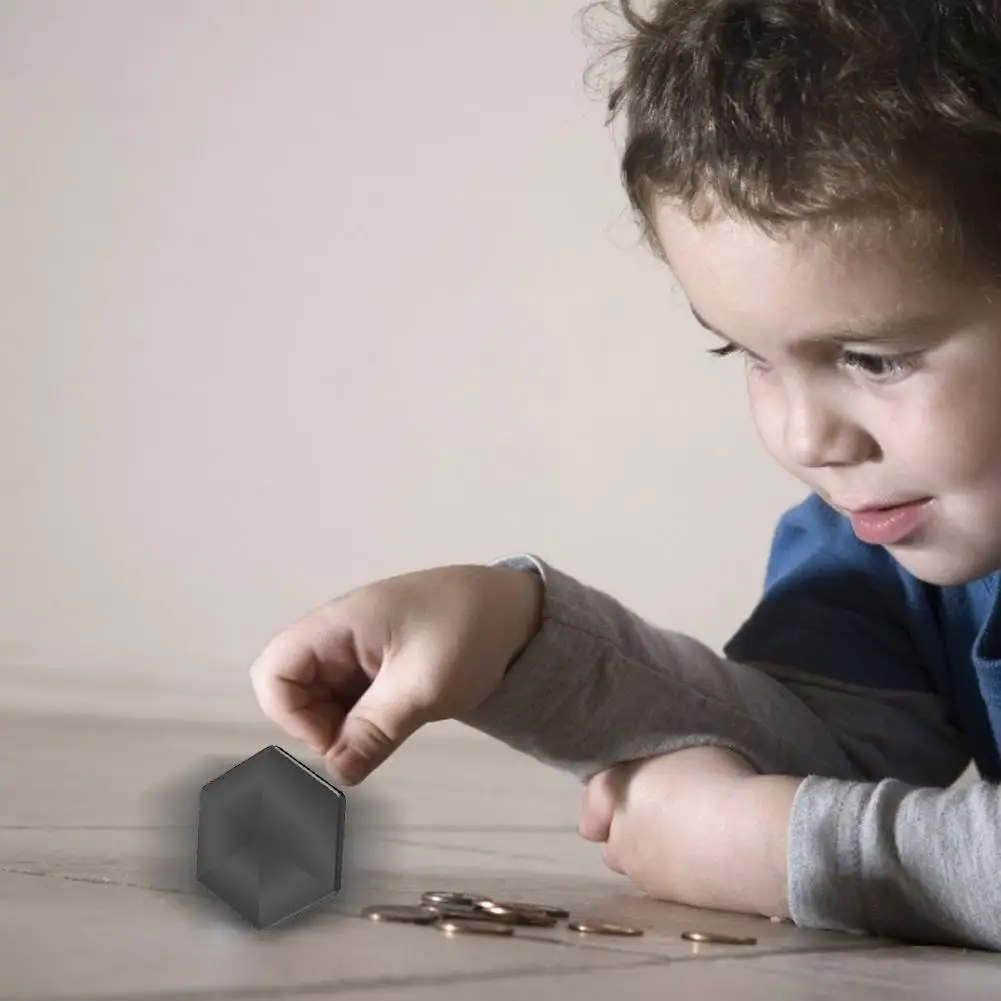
[486,900,570,920]
[568,919,644,936]
[361,905,438,924]
[438,918,515,937]
[681,930,758,946]
[478,904,557,927]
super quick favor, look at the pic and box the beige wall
[2,1,806,725]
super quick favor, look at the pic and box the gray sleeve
[460,553,967,786]
[790,776,1001,951]
[458,553,863,782]
[456,553,984,949]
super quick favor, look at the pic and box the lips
[837,497,929,514]
[834,497,933,545]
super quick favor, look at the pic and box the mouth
[837,497,932,515]
[831,497,934,545]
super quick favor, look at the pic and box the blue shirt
[723,492,1001,781]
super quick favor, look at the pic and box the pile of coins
[361,889,771,945]
[361,890,644,938]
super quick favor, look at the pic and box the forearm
[467,554,994,948]
[674,769,1001,949]
[789,776,1001,950]
[459,554,862,782]
[635,768,1001,951]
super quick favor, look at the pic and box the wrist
[493,566,544,669]
[732,774,800,918]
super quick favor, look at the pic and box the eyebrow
[689,306,948,347]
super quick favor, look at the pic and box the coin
[568,919,644,936]
[485,900,570,920]
[420,890,480,907]
[361,905,439,924]
[420,901,479,914]
[423,905,519,925]
[681,930,758,945]
[438,918,516,937]
[478,904,557,927]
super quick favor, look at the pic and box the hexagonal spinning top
[196,745,346,930]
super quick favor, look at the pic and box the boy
[251,0,1001,950]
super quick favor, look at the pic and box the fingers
[602,841,625,874]
[250,603,432,786]
[249,628,342,752]
[325,713,396,785]
[578,768,619,842]
[580,763,636,882]
[299,702,346,755]
[323,664,432,785]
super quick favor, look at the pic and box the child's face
[654,198,1001,586]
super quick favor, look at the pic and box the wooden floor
[3,710,1000,1001]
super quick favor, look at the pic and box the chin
[887,543,1001,587]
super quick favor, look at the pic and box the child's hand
[579,747,797,918]
[249,565,543,785]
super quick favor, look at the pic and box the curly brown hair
[585,0,1001,283]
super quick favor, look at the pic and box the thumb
[324,677,426,785]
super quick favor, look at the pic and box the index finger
[249,629,333,747]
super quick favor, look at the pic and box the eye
[709,342,918,382]
[840,350,917,381]
[707,342,768,368]
[707,343,740,359]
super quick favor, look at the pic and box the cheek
[913,382,1001,486]
[745,374,790,464]
[893,347,1001,476]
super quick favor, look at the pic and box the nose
[782,382,874,468]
